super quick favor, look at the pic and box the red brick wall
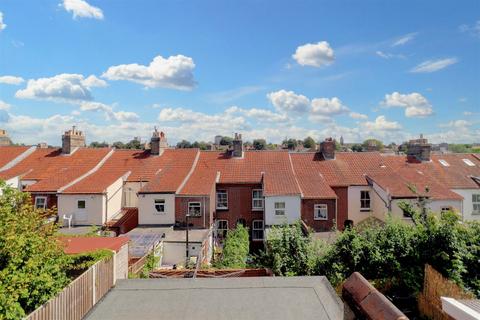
[31,193,58,210]
[332,186,348,230]
[301,199,336,232]
[175,196,211,229]
[214,184,264,237]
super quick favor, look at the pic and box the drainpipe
[335,198,338,230]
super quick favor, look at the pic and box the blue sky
[0,0,479,145]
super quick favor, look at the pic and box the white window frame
[216,220,228,239]
[154,199,166,215]
[472,194,480,215]
[252,189,264,210]
[463,159,475,167]
[314,204,328,220]
[438,159,450,167]
[216,190,228,210]
[77,199,86,210]
[35,196,47,210]
[252,220,264,241]
[360,190,371,211]
[188,202,202,217]
[274,202,286,216]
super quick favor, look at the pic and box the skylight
[438,159,450,167]
[463,159,475,167]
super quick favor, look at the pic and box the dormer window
[463,159,475,167]
[438,159,450,167]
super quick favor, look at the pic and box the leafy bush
[0,182,70,319]
[254,221,326,276]
[140,251,160,278]
[215,225,249,268]
[65,249,114,278]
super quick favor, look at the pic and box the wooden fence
[418,264,475,320]
[25,257,115,320]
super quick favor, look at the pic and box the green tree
[220,136,233,146]
[362,139,384,151]
[283,138,298,150]
[112,141,126,149]
[192,141,210,150]
[253,139,267,150]
[176,140,192,148]
[89,141,109,148]
[303,137,316,149]
[216,225,249,268]
[351,144,363,152]
[0,182,70,319]
[125,138,142,150]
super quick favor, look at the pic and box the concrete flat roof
[163,228,210,243]
[86,277,343,320]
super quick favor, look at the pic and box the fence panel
[26,257,114,320]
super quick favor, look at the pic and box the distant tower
[0,129,12,146]
[62,126,85,154]
[150,127,168,155]
[340,136,344,146]
[232,133,244,158]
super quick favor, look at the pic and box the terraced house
[1,127,479,247]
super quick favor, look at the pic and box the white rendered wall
[57,194,105,225]
[264,195,301,226]
[138,193,176,225]
[452,189,479,221]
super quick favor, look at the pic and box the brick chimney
[232,133,244,158]
[62,126,85,154]
[0,129,12,146]
[319,137,336,160]
[407,134,431,162]
[150,127,168,155]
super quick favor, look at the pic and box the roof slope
[0,146,30,169]
[60,236,129,254]
[0,147,111,192]
[85,277,343,320]
[179,151,301,196]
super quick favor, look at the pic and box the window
[252,220,264,241]
[441,206,452,215]
[473,194,480,215]
[216,190,228,209]
[360,191,371,211]
[314,204,328,220]
[438,159,450,167]
[154,199,165,214]
[77,200,86,209]
[274,202,285,215]
[402,208,411,218]
[216,220,228,239]
[463,159,475,167]
[252,189,264,210]
[188,202,201,216]
[35,196,47,210]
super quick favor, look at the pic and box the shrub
[216,225,249,268]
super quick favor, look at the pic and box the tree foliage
[283,138,298,150]
[303,137,316,149]
[362,138,384,151]
[216,225,249,268]
[253,139,267,150]
[0,182,69,319]
[89,141,109,148]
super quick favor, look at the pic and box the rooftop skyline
[0,0,479,145]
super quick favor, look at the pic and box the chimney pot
[151,128,167,155]
[62,126,85,154]
[232,132,244,158]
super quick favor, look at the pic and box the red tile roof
[60,236,129,254]
[0,146,30,169]
[0,147,111,192]
[179,151,301,196]
[367,166,463,200]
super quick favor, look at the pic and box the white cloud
[311,97,349,116]
[102,55,196,90]
[0,12,6,31]
[79,101,139,122]
[392,32,417,47]
[292,41,335,67]
[382,92,433,118]
[410,58,458,73]
[459,20,480,38]
[362,116,402,131]
[15,73,106,103]
[349,112,368,120]
[267,90,310,113]
[0,75,25,85]
[225,106,288,123]
[0,100,11,110]
[62,0,104,20]
[439,119,472,128]
[375,51,405,59]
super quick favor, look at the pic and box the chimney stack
[0,129,12,146]
[232,133,244,158]
[62,126,85,154]
[319,137,336,160]
[407,134,431,162]
[150,127,168,155]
